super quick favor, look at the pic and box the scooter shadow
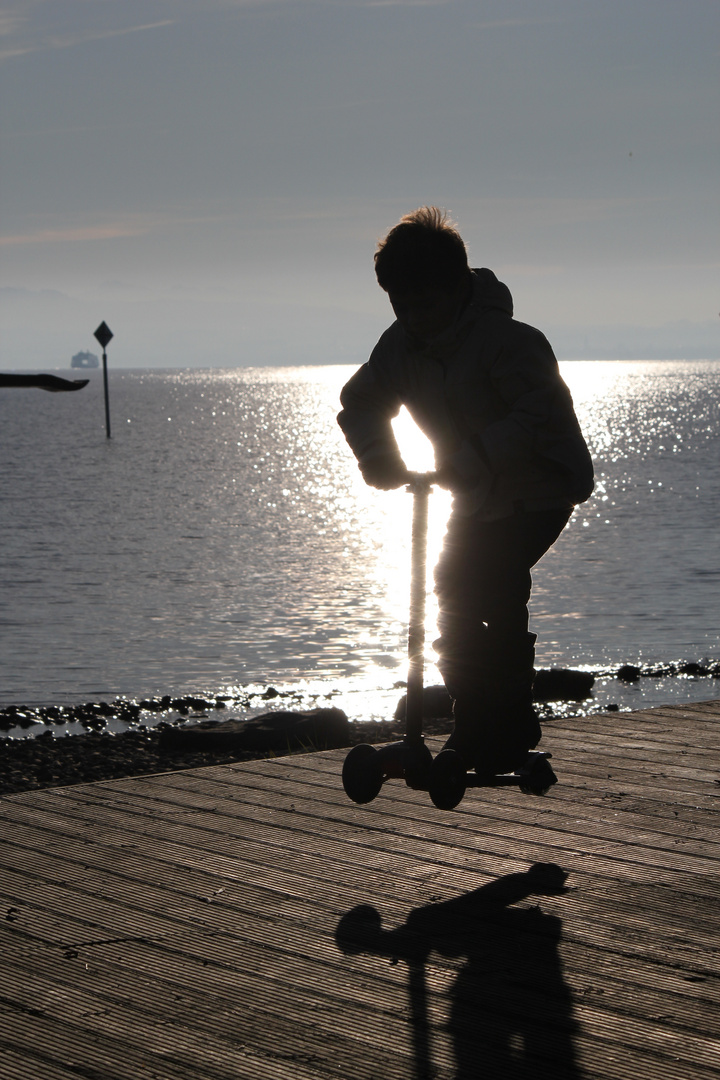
[335,862,581,1080]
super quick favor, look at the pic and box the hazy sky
[1,0,718,368]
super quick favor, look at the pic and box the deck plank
[1,700,719,1079]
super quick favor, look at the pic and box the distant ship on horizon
[71,350,99,369]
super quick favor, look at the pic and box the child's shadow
[336,862,580,1079]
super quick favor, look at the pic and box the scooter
[341,473,557,810]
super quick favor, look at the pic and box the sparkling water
[1,360,718,729]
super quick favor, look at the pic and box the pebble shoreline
[0,717,450,797]
[3,659,717,796]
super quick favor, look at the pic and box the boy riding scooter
[338,207,593,777]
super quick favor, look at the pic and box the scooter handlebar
[405,471,440,494]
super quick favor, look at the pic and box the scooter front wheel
[402,739,434,790]
[342,744,384,804]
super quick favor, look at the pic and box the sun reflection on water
[201,366,453,696]
[2,360,718,716]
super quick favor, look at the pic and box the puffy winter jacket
[338,268,594,520]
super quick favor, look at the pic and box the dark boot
[442,635,540,774]
[442,699,540,775]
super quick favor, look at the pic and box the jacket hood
[469,267,514,317]
[400,267,513,357]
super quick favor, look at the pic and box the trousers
[433,505,572,708]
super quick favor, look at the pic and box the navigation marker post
[93,321,114,438]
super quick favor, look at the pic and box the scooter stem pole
[406,476,431,742]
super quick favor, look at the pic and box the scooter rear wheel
[429,749,467,810]
[342,744,384,804]
[519,753,558,796]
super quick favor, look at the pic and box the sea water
[1,360,718,732]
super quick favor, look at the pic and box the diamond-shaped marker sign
[94,322,114,438]
[94,321,114,349]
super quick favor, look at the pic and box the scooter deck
[428,748,557,810]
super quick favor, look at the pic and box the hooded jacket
[338,268,594,521]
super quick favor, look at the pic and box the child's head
[375,207,472,341]
[374,206,470,294]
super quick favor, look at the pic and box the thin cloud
[0,0,392,60]
[362,1,455,7]
[51,19,176,46]
[0,222,152,246]
[0,208,234,246]
[472,17,564,30]
[0,15,175,60]
[0,12,25,36]
[498,263,566,278]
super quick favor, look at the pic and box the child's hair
[374,206,470,293]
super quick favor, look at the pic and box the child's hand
[359,454,411,490]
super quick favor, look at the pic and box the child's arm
[476,330,593,502]
[337,354,410,488]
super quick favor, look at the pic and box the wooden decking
[1,700,719,1080]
